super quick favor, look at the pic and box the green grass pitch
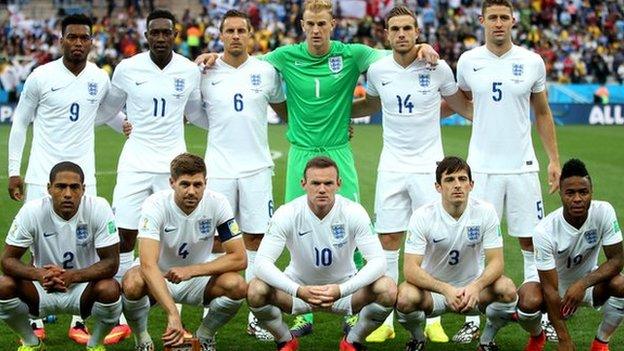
[0,124,622,350]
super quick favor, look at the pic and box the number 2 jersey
[456,45,546,174]
[6,195,119,269]
[405,197,502,287]
[534,200,622,289]
[137,189,241,272]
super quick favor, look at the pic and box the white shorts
[33,281,89,318]
[472,172,543,238]
[208,168,273,234]
[428,291,482,318]
[26,184,97,203]
[112,172,170,229]
[285,271,353,315]
[166,276,211,307]
[374,171,437,233]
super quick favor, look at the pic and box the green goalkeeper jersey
[264,41,384,148]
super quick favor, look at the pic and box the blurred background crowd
[1,0,623,103]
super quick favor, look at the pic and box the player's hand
[314,284,341,308]
[560,281,584,319]
[41,265,66,292]
[459,284,480,312]
[58,269,77,290]
[296,286,324,307]
[162,315,185,346]
[8,176,24,201]
[164,267,192,284]
[547,160,561,194]
[122,119,132,138]
[415,44,439,68]
[194,53,219,73]
[443,286,464,312]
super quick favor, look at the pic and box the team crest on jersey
[250,74,261,86]
[512,64,524,76]
[328,56,343,73]
[199,219,212,236]
[76,224,88,246]
[584,229,598,245]
[88,82,98,96]
[466,226,480,241]
[174,78,185,92]
[418,74,431,88]
[331,224,346,240]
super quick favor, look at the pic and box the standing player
[193,9,287,341]
[523,159,624,351]
[0,162,122,351]
[247,156,395,351]
[351,6,474,343]
[7,13,128,344]
[121,153,247,351]
[396,156,518,351]
[97,9,203,292]
[456,0,561,341]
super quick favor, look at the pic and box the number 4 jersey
[6,195,119,269]
[457,45,546,174]
[137,189,241,272]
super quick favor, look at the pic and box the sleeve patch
[107,221,117,234]
[614,220,621,233]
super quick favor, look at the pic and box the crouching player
[396,156,518,351]
[525,159,624,351]
[121,153,247,350]
[247,156,396,351]
[0,161,122,351]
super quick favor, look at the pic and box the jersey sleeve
[262,47,286,72]
[365,69,379,97]
[404,210,427,255]
[437,60,459,97]
[214,194,242,242]
[456,54,470,91]
[8,73,39,177]
[482,205,503,250]
[351,44,387,73]
[534,225,556,271]
[268,68,286,103]
[137,196,163,242]
[600,203,623,246]
[93,198,120,249]
[184,70,208,129]
[531,55,546,93]
[97,66,128,121]
[5,205,35,248]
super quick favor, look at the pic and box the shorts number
[268,200,274,218]
[152,98,166,117]
[69,103,80,121]
[492,82,503,101]
[233,93,244,112]
[314,247,332,267]
[536,201,544,220]
[566,254,583,268]
[448,250,460,265]
[62,251,75,269]
[178,242,189,259]
[396,94,414,114]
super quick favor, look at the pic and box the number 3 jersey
[405,197,502,287]
[457,45,546,174]
[534,201,622,289]
[137,189,241,272]
[366,57,458,173]
[5,195,119,269]
[106,52,201,173]
[200,57,285,178]
[8,59,110,186]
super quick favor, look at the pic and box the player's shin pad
[250,305,291,343]
[597,297,624,342]
[347,303,392,344]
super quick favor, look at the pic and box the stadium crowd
[1,0,623,103]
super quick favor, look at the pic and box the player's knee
[0,276,17,299]
[247,278,270,307]
[243,234,263,251]
[373,276,397,307]
[608,274,624,298]
[121,267,146,300]
[220,273,247,300]
[93,278,121,303]
[379,233,402,249]
[517,284,543,312]
[396,283,420,313]
[495,276,517,303]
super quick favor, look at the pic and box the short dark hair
[49,161,85,184]
[303,156,339,180]
[61,14,93,36]
[170,153,206,179]
[220,9,252,33]
[560,158,592,186]
[385,6,418,28]
[481,0,514,16]
[436,156,472,184]
[146,9,176,28]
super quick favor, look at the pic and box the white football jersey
[137,189,241,272]
[405,197,502,287]
[457,45,546,173]
[534,201,622,288]
[8,59,110,185]
[202,57,285,178]
[106,52,201,173]
[264,195,380,285]
[6,195,119,269]
[367,58,457,173]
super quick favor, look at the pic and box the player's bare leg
[477,276,518,350]
[243,233,273,341]
[80,278,123,348]
[0,276,43,348]
[590,274,624,351]
[121,266,154,351]
[517,282,546,351]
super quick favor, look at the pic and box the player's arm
[1,244,45,281]
[531,90,560,194]
[139,238,179,318]
[351,94,381,118]
[538,268,571,344]
[184,87,209,130]
[404,253,454,296]
[270,102,288,123]
[442,91,473,120]
[95,77,128,127]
